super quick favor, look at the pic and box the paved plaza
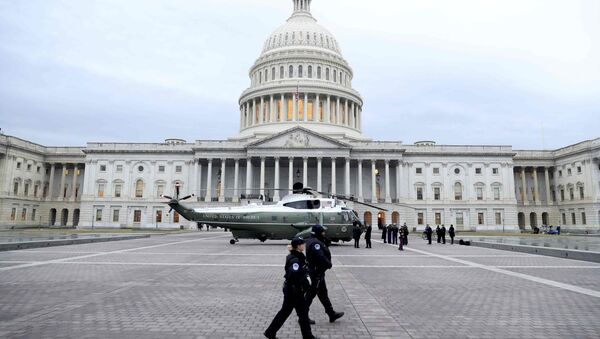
[1,232,600,339]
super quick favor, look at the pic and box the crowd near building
[1,0,599,232]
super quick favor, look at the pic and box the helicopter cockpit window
[342,212,350,222]
[284,200,321,210]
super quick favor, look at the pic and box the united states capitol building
[1,0,599,232]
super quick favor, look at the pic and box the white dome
[262,14,342,57]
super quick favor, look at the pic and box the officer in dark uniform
[264,237,318,339]
[441,224,447,244]
[305,225,344,323]
[425,224,433,245]
[364,224,372,248]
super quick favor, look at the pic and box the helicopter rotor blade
[161,195,173,200]
[180,194,195,201]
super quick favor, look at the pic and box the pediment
[248,127,350,149]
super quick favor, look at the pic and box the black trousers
[427,234,432,244]
[404,235,408,246]
[354,238,360,248]
[305,272,334,316]
[437,234,441,243]
[365,237,371,248]
[450,236,455,244]
[442,235,446,244]
[392,233,398,244]
[265,284,313,339]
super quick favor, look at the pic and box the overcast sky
[0,0,598,149]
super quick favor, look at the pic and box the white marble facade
[1,0,599,231]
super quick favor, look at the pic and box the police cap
[312,225,325,234]
[291,237,305,248]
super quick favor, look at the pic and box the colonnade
[514,166,554,205]
[46,163,83,201]
[239,93,361,130]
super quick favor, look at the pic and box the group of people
[265,225,344,339]
[381,224,410,247]
[423,224,456,245]
[352,222,372,248]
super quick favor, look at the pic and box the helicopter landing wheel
[230,239,236,245]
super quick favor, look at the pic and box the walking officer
[365,224,372,248]
[264,237,319,339]
[441,224,447,244]
[305,225,345,323]
[449,224,456,244]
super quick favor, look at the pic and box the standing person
[557,225,561,235]
[264,237,318,339]
[392,225,399,245]
[305,225,345,323]
[441,225,447,244]
[365,224,372,249]
[402,223,409,246]
[436,225,442,244]
[382,224,388,243]
[425,224,433,245]
[352,222,362,248]
[449,224,456,245]
[387,224,393,244]
[398,226,404,251]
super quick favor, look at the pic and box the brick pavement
[0,232,599,338]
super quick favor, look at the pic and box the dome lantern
[292,0,312,17]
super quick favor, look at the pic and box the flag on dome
[295,82,300,101]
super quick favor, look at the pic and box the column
[544,167,551,204]
[193,160,199,196]
[233,159,240,202]
[288,158,294,191]
[396,161,401,201]
[303,157,308,187]
[281,94,287,121]
[326,95,331,123]
[351,102,355,128]
[219,159,226,202]
[205,159,213,202]
[292,95,297,121]
[331,158,337,194]
[71,164,79,201]
[245,158,252,195]
[245,102,251,127]
[270,95,275,123]
[385,160,391,203]
[198,161,203,199]
[259,97,264,124]
[371,160,377,202]
[336,97,340,124]
[533,168,540,204]
[252,100,256,125]
[317,158,322,192]
[59,163,66,200]
[314,94,320,121]
[520,167,527,203]
[303,93,308,122]
[357,160,364,202]
[274,157,280,202]
[345,158,350,196]
[260,157,266,196]
[344,99,349,125]
[47,163,56,200]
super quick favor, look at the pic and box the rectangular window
[551,190,556,202]
[173,212,180,223]
[100,165,107,172]
[27,164,32,171]
[134,210,142,223]
[559,170,563,177]
[581,212,587,225]
[112,210,120,223]
[24,183,29,196]
[98,184,105,198]
[579,187,584,199]
[10,208,16,221]
[493,187,501,201]
[157,185,164,198]
[568,168,572,175]
[560,190,565,202]
[13,182,19,195]
[175,166,182,173]
[37,166,41,173]
[478,212,484,225]
[492,168,499,175]
[569,188,574,200]
[571,213,576,225]
[159,165,165,173]
[577,166,582,174]
[114,184,122,198]
[495,212,502,225]
[156,210,163,223]
[416,168,422,174]
[417,213,424,225]
[476,187,483,201]
[475,168,482,175]
[34,185,39,197]
[116,165,123,172]
[562,213,566,225]
[456,212,464,227]
[21,208,27,221]
[433,168,440,175]
[31,209,36,221]
[96,209,103,222]
[435,212,442,225]
[416,187,423,200]
[16,162,21,169]
[434,187,441,201]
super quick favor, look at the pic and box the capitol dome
[233,0,367,142]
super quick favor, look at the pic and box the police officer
[425,224,433,245]
[305,225,344,323]
[264,237,318,339]
[364,224,372,249]
[352,222,362,248]
[449,224,456,244]
[441,224,447,244]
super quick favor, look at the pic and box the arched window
[308,65,312,78]
[280,66,284,79]
[264,69,268,82]
[135,180,144,198]
[333,70,337,83]
[298,65,303,78]
[454,182,463,201]
[326,68,330,81]
[317,66,321,79]
[259,71,263,84]
[271,67,276,81]
[339,71,343,83]
[289,65,294,78]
